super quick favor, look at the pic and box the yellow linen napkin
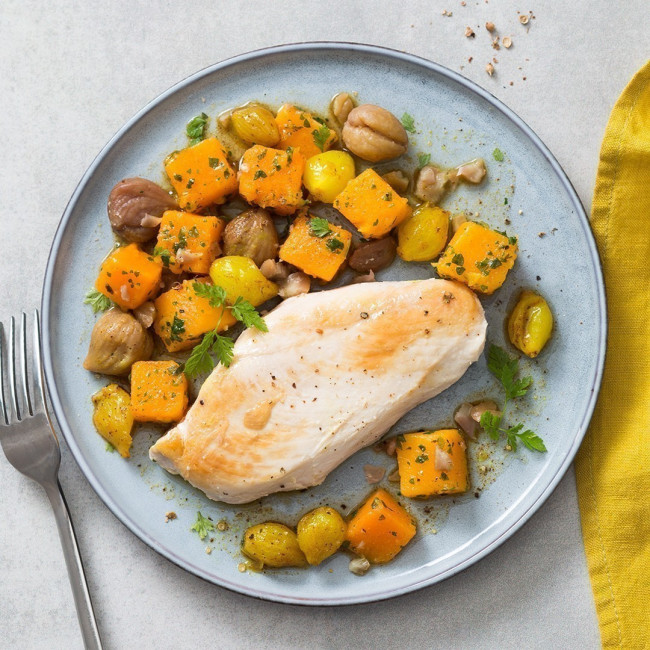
[575,61,650,649]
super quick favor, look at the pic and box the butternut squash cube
[153,278,236,352]
[279,215,352,282]
[275,104,337,159]
[433,221,517,294]
[95,243,162,310]
[130,360,188,423]
[155,210,225,275]
[164,137,238,211]
[239,145,306,215]
[346,488,416,564]
[396,429,468,497]
[333,168,412,238]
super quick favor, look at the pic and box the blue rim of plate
[41,42,607,606]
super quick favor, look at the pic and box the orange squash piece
[153,278,236,352]
[346,488,416,564]
[433,221,518,294]
[275,104,337,159]
[95,243,162,310]
[279,215,352,282]
[155,210,225,275]
[164,137,238,211]
[238,145,306,215]
[396,429,468,498]
[333,168,412,238]
[130,360,188,423]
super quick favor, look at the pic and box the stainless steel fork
[0,311,102,650]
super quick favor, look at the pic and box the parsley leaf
[192,281,226,308]
[183,291,267,377]
[487,344,533,402]
[479,411,502,441]
[190,511,215,540]
[153,246,172,268]
[401,112,416,133]
[212,333,235,367]
[326,237,344,253]
[230,297,268,331]
[418,152,431,168]
[186,112,209,145]
[184,332,217,377]
[309,217,333,238]
[517,430,548,453]
[479,345,546,453]
[84,288,114,313]
[492,147,505,162]
[184,329,235,376]
[312,124,331,152]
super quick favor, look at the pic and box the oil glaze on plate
[42,43,606,605]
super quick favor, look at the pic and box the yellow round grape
[296,507,347,565]
[397,203,450,262]
[303,151,355,203]
[508,290,554,358]
[230,104,280,147]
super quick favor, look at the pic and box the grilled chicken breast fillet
[150,278,486,504]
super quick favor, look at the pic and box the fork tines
[0,310,45,427]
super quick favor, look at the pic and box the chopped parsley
[451,253,464,266]
[190,511,215,540]
[326,237,344,253]
[153,246,172,268]
[309,217,333,238]
[418,152,431,168]
[208,157,222,169]
[312,124,331,152]
[84,288,114,313]
[253,169,267,180]
[492,147,505,162]
[401,112,416,133]
[186,112,209,146]
[169,315,186,342]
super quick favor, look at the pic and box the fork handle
[46,482,103,650]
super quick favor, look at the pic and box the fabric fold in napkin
[575,61,650,650]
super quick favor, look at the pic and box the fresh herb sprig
[480,345,546,453]
[190,511,215,540]
[417,152,431,168]
[184,282,268,376]
[186,112,209,146]
[84,288,115,313]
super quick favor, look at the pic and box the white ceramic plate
[42,43,606,605]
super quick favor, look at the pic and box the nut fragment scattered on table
[486,62,495,76]
[485,21,495,32]
[503,36,513,48]
[519,14,530,24]
[465,26,475,37]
